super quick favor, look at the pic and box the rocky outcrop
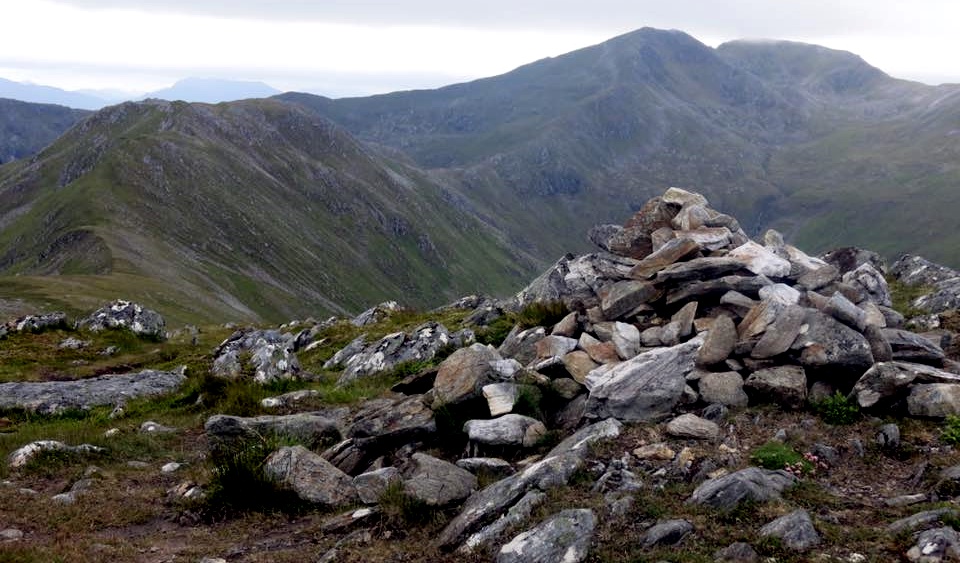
[0,367,186,414]
[212,328,301,384]
[76,300,165,339]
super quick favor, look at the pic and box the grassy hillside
[0,97,89,164]
[0,99,535,325]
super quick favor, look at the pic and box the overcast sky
[2,0,958,98]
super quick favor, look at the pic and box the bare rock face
[497,509,596,563]
[263,445,357,507]
[76,300,165,339]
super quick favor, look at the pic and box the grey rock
[76,300,164,339]
[744,366,807,410]
[0,528,24,541]
[464,414,547,448]
[666,275,772,306]
[334,322,472,385]
[436,419,618,551]
[714,542,759,562]
[882,328,945,365]
[512,253,635,311]
[877,423,901,448]
[666,414,720,440]
[0,367,186,414]
[678,227,733,252]
[686,467,798,511]
[456,457,515,478]
[908,384,960,418]
[351,301,399,326]
[432,343,501,408]
[863,325,894,363]
[213,328,300,384]
[629,237,702,279]
[403,453,477,506]
[577,333,620,364]
[499,326,546,367]
[697,316,738,366]
[483,383,519,417]
[601,280,661,320]
[497,509,596,563]
[263,445,357,506]
[698,372,749,408]
[792,310,874,374]
[459,490,546,554]
[750,304,807,359]
[58,337,90,350]
[758,283,801,305]
[551,312,580,337]
[642,519,693,547]
[353,467,400,504]
[610,321,641,360]
[655,257,746,284]
[343,393,436,460]
[823,292,868,331]
[759,509,820,551]
[8,440,105,469]
[260,389,320,409]
[584,338,702,421]
[10,312,67,333]
[672,301,699,340]
[535,335,579,360]
[728,241,791,277]
[850,361,960,409]
[551,378,583,400]
[843,263,892,307]
[906,527,960,562]
[640,326,664,347]
[888,508,957,534]
[205,413,341,457]
[891,255,960,314]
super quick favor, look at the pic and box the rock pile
[198,187,960,559]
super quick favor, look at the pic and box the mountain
[0,77,109,110]
[277,28,960,268]
[0,98,90,164]
[0,99,534,324]
[145,78,281,104]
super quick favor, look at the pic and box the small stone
[759,509,820,551]
[696,315,737,366]
[666,414,720,440]
[633,443,676,461]
[876,423,900,448]
[642,519,693,547]
[161,462,181,473]
[140,420,175,433]
[698,372,749,408]
[0,528,23,541]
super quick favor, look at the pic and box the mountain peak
[144,77,282,104]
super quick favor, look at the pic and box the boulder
[584,338,702,422]
[744,366,807,409]
[351,301,399,326]
[759,509,820,551]
[353,467,401,504]
[686,467,798,511]
[642,519,694,547]
[76,300,165,339]
[402,453,477,506]
[792,310,874,374]
[213,329,300,384]
[906,527,960,562]
[456,457,515,478]
[483,383,519,417]
[10,312,67,333]
[714,542,759,562]
[842,263,891,307]
[750,304,807,359]
[881,328,945,365]
[432,344,501,408]
[849,361,960,409]
[497,509,596,563]
[263,446,357,507]
[907,384,960,418]
[512,253,634,310]
[464,414,547,448]
[499,326,547,366]
[823,292,868,332]
[698,372,749,407]
[204,413,341,457]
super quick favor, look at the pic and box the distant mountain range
[2,28,960,324]
[0,77,282,109]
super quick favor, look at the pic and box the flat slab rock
[497,509,596,563]
[0,367,186,414]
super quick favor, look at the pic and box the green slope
[0,99,535,325]
[0,97,89,164]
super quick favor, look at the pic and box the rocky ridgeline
[194,188,960,560]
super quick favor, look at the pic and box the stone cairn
[203,187,960,558]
